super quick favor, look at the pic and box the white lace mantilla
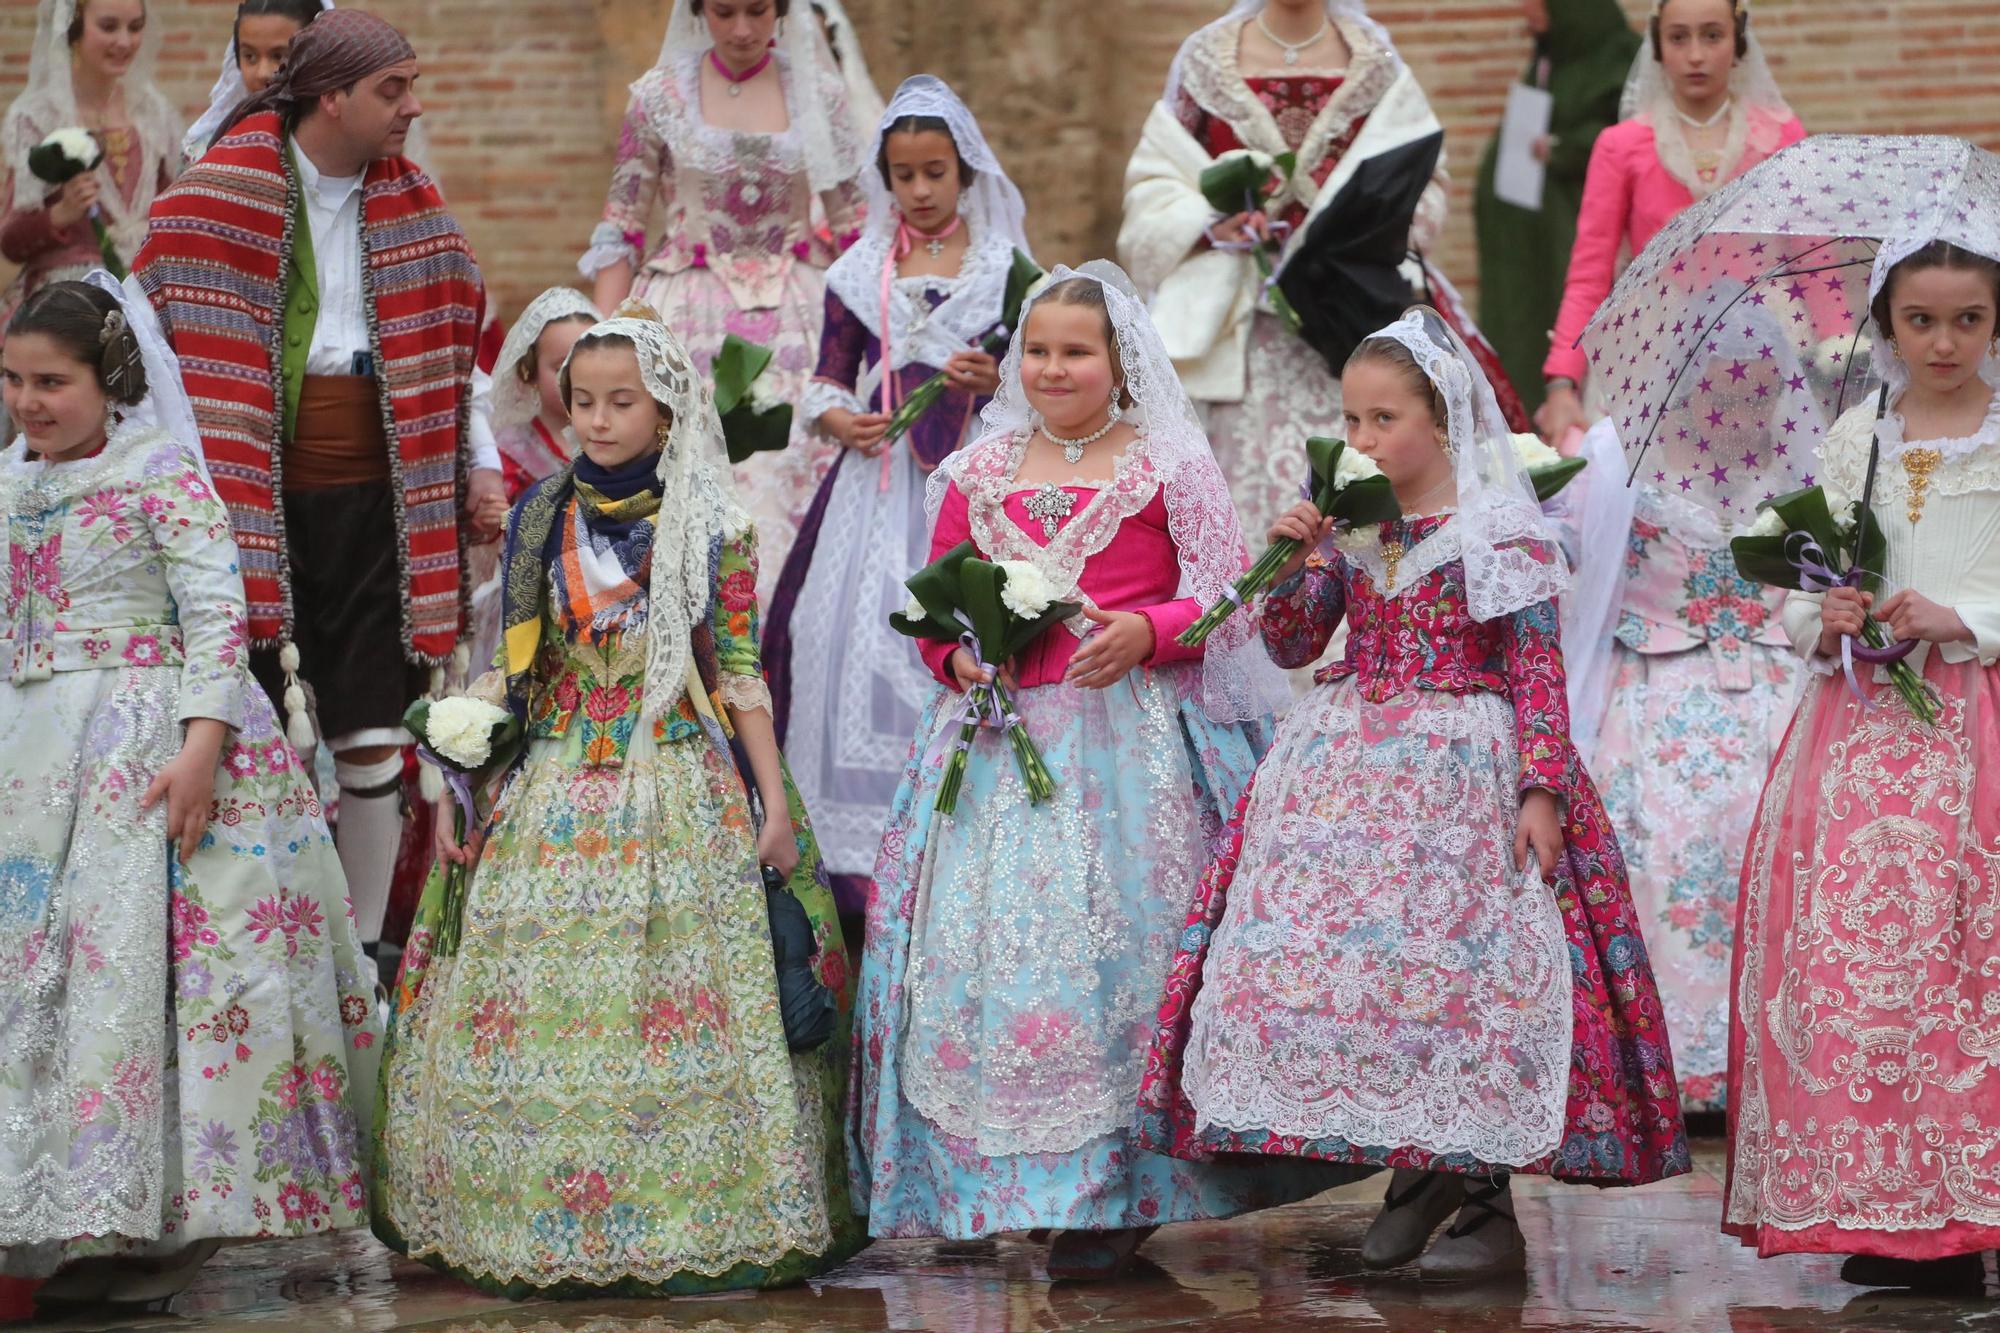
[1181,681,1573,1166]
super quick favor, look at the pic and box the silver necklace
[1398,475,1456,518]
[1255,12,1331,66]
[1039,402,1121,465]
[1672,96,1732,130]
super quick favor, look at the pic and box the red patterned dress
[1135,514,1688,1185]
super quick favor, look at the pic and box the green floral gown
[372,501,861,1296]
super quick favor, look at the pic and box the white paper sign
[1494,82,1555,212]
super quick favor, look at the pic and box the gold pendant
[1381,539,1404,593]
[1901,447,1943,524]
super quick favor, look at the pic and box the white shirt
[291,143,499,472]
[1783,396,2000,671]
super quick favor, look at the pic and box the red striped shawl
[133,111,485,662]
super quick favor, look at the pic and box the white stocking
[333,752,404,945]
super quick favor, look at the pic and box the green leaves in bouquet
[26,139,99,187]
[711,334,772,416]
[1529,457,1588,503]
[991,249,1046,349]
[1306,436,1399,527]
[1199,151,1297,216]
[890,540,980,641]
[720,401,791,465]
[712,333,791,465]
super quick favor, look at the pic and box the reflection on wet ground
[14,1142,2000,1331]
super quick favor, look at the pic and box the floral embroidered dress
[373,486,862,1295]
[0,422,379,1275]
[1725,396,2000,1260]
[848,433,1359,1239]
[1586,488,1796,1110]
[583,47,865,604]
[1135,518,1689,1187]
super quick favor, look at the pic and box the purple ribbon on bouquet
[1785,532,1916,707]
[415,744,477,825]
[951,631,1021,752]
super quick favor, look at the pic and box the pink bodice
[919,481,1204,690]
[1545,109,1806,383]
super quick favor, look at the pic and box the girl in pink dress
[1726,234,2000,1293]
[848,263,1354,1281]
[1537,0,1806,1113]
[1136,307,1686,1282]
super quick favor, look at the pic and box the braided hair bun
[7,280,148,406]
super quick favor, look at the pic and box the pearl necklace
[1672,96,1732,129]
[1255,12,1331,66]
[1039,411,1119,465]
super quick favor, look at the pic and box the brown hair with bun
[7,279,148,406]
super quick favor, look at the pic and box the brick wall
[6,0,2000,322]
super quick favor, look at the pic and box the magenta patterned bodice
[1261,514,1573,793]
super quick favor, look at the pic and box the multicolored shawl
[132,110,484,662]
[498,456,725,727]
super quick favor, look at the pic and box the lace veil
[927,260,1289,723]
[5,0,182,256]
[1866,180,2000,400]
[562,311,749,727]
[1619,0,1792,198]
[1371,307,1569,622]
[655,0,866,194]
[823,76,1029,371]
[490,287,603,436]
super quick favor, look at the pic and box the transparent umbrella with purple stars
[1576,134,2000,519]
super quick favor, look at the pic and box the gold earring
[655,421,671,448]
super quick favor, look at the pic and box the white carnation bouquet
[888,540,1079,814]
[27,127,122,278]
[403,693,521,954]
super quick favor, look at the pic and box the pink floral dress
[584,48,864,603]
[1136,515,1689,1185]
[0,424,379,1274]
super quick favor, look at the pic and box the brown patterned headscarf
[214,9,417,147]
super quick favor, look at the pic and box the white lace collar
[1878,382,2000,464]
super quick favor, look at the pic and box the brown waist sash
[286,375,390,490]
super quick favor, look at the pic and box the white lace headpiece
[562,312,749,727]
[1370,307,1569,622]
[823,75,1029,370]
[928,260,1290,723]
[490,287,603,434]
[5,0,182,251]
[1162,0,1396,110]
[655,0,866,194]
[1865,158,2000,400]
[1619,0,1792,199]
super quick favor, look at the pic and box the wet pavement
[13,1141,2000,1331]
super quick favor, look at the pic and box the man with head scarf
[1473,0,1640,416]
[134,9,502,982]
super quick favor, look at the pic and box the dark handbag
[763,866,836,1052]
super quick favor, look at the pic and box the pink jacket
[1544,110,1807,384]
[920,481,1205,689]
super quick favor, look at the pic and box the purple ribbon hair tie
[1783,533,1916,707]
